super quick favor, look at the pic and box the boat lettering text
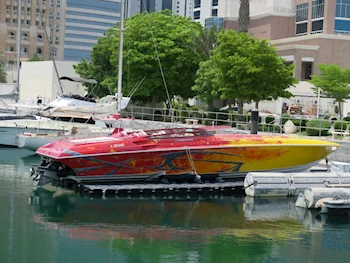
[110,143,125,148]
[174,138,194,142]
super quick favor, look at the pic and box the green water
[1,148,350,263]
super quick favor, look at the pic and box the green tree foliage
[74,10,203,104]
[27,53,42,62]
[193,26,219,60]
[193,30,297,108]
[192,59,219,105]
[310,64,350,118]
[0,51,6,83]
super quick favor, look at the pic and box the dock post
[250,108,259,134]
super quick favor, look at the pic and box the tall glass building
[63,0,120,61]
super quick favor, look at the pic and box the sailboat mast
[117,0,125,113]
[16,0,22,102]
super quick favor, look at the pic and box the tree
[0,51,7,83]
[27,53,42,62]
[236,0,251,114]
[192,59,220,105]
[193,26,219,60]
[191,26,220,108]
[238,0,250,33]
[194,31,297,108]
[74,10,203,105]
[310,64,350,118]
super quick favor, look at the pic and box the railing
[121,106,348,140]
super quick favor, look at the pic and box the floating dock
[80,182,245,197]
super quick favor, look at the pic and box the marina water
[1,148,350,263]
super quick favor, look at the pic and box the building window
[22,33,28,41]
[56,12,60,19]
[13,19,17,24]
[212,0,218,7]
[50,11,53,19]
[7,46,15,52]
[37,34,43,42]
[6,18,10,23]
[302,62,313,80]
[205,17,223,30]
[312,0,324,19]
[21,47,28,53]
[336,0,350,18]
[312,20,323,32]
[56,24,60,32]
[55,36,59,44]
[296,23,308,35]
[296,3,309,22]
[8,32,15,40]
[37,48,42,54]
[212,9,218,16]
[50,23,53,32]
[194,0,200,8]
[194,11,200,20]
[26,20,30,25]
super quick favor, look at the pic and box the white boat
[0,118,107,147]
[322,198,350,215]
[39,77,130,119]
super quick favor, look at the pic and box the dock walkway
[81,182,244,197]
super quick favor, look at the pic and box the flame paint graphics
[67,149,245,176]
[37,128,340,178]
[63,146,289,176]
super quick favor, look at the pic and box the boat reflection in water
[29,190,312,262]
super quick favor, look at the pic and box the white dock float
[244,172,350,197]
[295,187,350,209]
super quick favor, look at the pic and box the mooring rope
[184,146,202,182]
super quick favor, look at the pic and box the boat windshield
[116,128,213,139]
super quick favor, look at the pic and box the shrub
[334,121,350,132]
[265,115,275,124]
[306,119,331,136]
[343,117,350,122]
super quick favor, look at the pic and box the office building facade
[63,0,120,61]
[0,0,121,62]
[193,0,219,25]
[223,0,350,81]
[126,0,192,18]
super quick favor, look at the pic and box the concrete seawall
[328,141,350,162]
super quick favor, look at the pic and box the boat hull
[1,127,59,147]
[17,134,55,151]
[32,144,335,186]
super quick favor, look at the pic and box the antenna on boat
[117,0,125,113]
[15,0,22,102]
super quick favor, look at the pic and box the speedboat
[31,127,340,186]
